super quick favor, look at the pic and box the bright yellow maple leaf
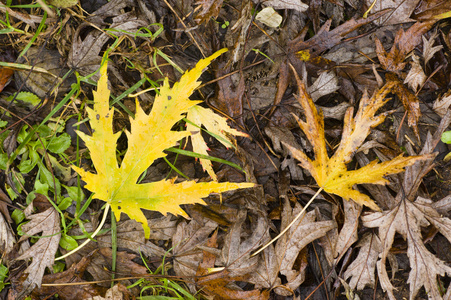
[72,49,254,238]
[186,105,249,181]
[284,69,431,211]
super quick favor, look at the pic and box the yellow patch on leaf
[186,105,248,181]
[284,67,431,211]
[72,49,254,238]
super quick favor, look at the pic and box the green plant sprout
[441,131,451,161]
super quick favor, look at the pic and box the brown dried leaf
[362,197,451,300]
[343,233,382,290]
[403,55,426,93]
[307,71,340,101]
[69,14,147,78]
[16,207,61,293]
[263,0,308,12]
[374,21,434,72]
[196,231,270,300]
[220,210,265,277]
[288,10,390,55]
[172,219,218,284]
[433,91,451,117]
[386,73,421,140]
[274,198,335,294]
[32,251,107,300]
[194,0,223,24]
[333,199,361,262]
[422,31,443,65]
[365,0,420,25]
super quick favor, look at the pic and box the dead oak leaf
[284,68,429,211]
[362,196,451,300]
[16,207,61,293]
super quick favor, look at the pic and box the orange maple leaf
[284,67,431,211]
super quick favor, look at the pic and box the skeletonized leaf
[73,49,254,238]
[284,69,428,210]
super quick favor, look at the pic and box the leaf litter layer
[1,0,451,299]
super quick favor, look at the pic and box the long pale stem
[55,204,110,261]
[251,187,323,256]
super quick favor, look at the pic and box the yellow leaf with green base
[73,49,254,238]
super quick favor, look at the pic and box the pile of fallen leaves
[1,0,451,299]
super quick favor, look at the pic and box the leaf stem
[55,204,110,261]
[251,187,323,256]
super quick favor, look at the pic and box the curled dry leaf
[433,91,451,118]
[422,31,443,66]
[403,54,426,93]
[284,68,428,211]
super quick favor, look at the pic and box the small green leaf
[7,91,41,107]
[0,153,7,170]
[64,185,84,202]
[58,197,72,210]
[441,131,451,144]
[11,209,25,224]
[47,133,71,153]
[53,261,65,273]
[59,234,78,250]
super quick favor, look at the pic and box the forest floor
[1,0,451,299]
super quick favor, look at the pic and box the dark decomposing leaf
[374,21,435,73]
[194,0,224,24]
[386,73,421,141]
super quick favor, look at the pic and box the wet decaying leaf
[386,73,422,141]
[374,21,435,73]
